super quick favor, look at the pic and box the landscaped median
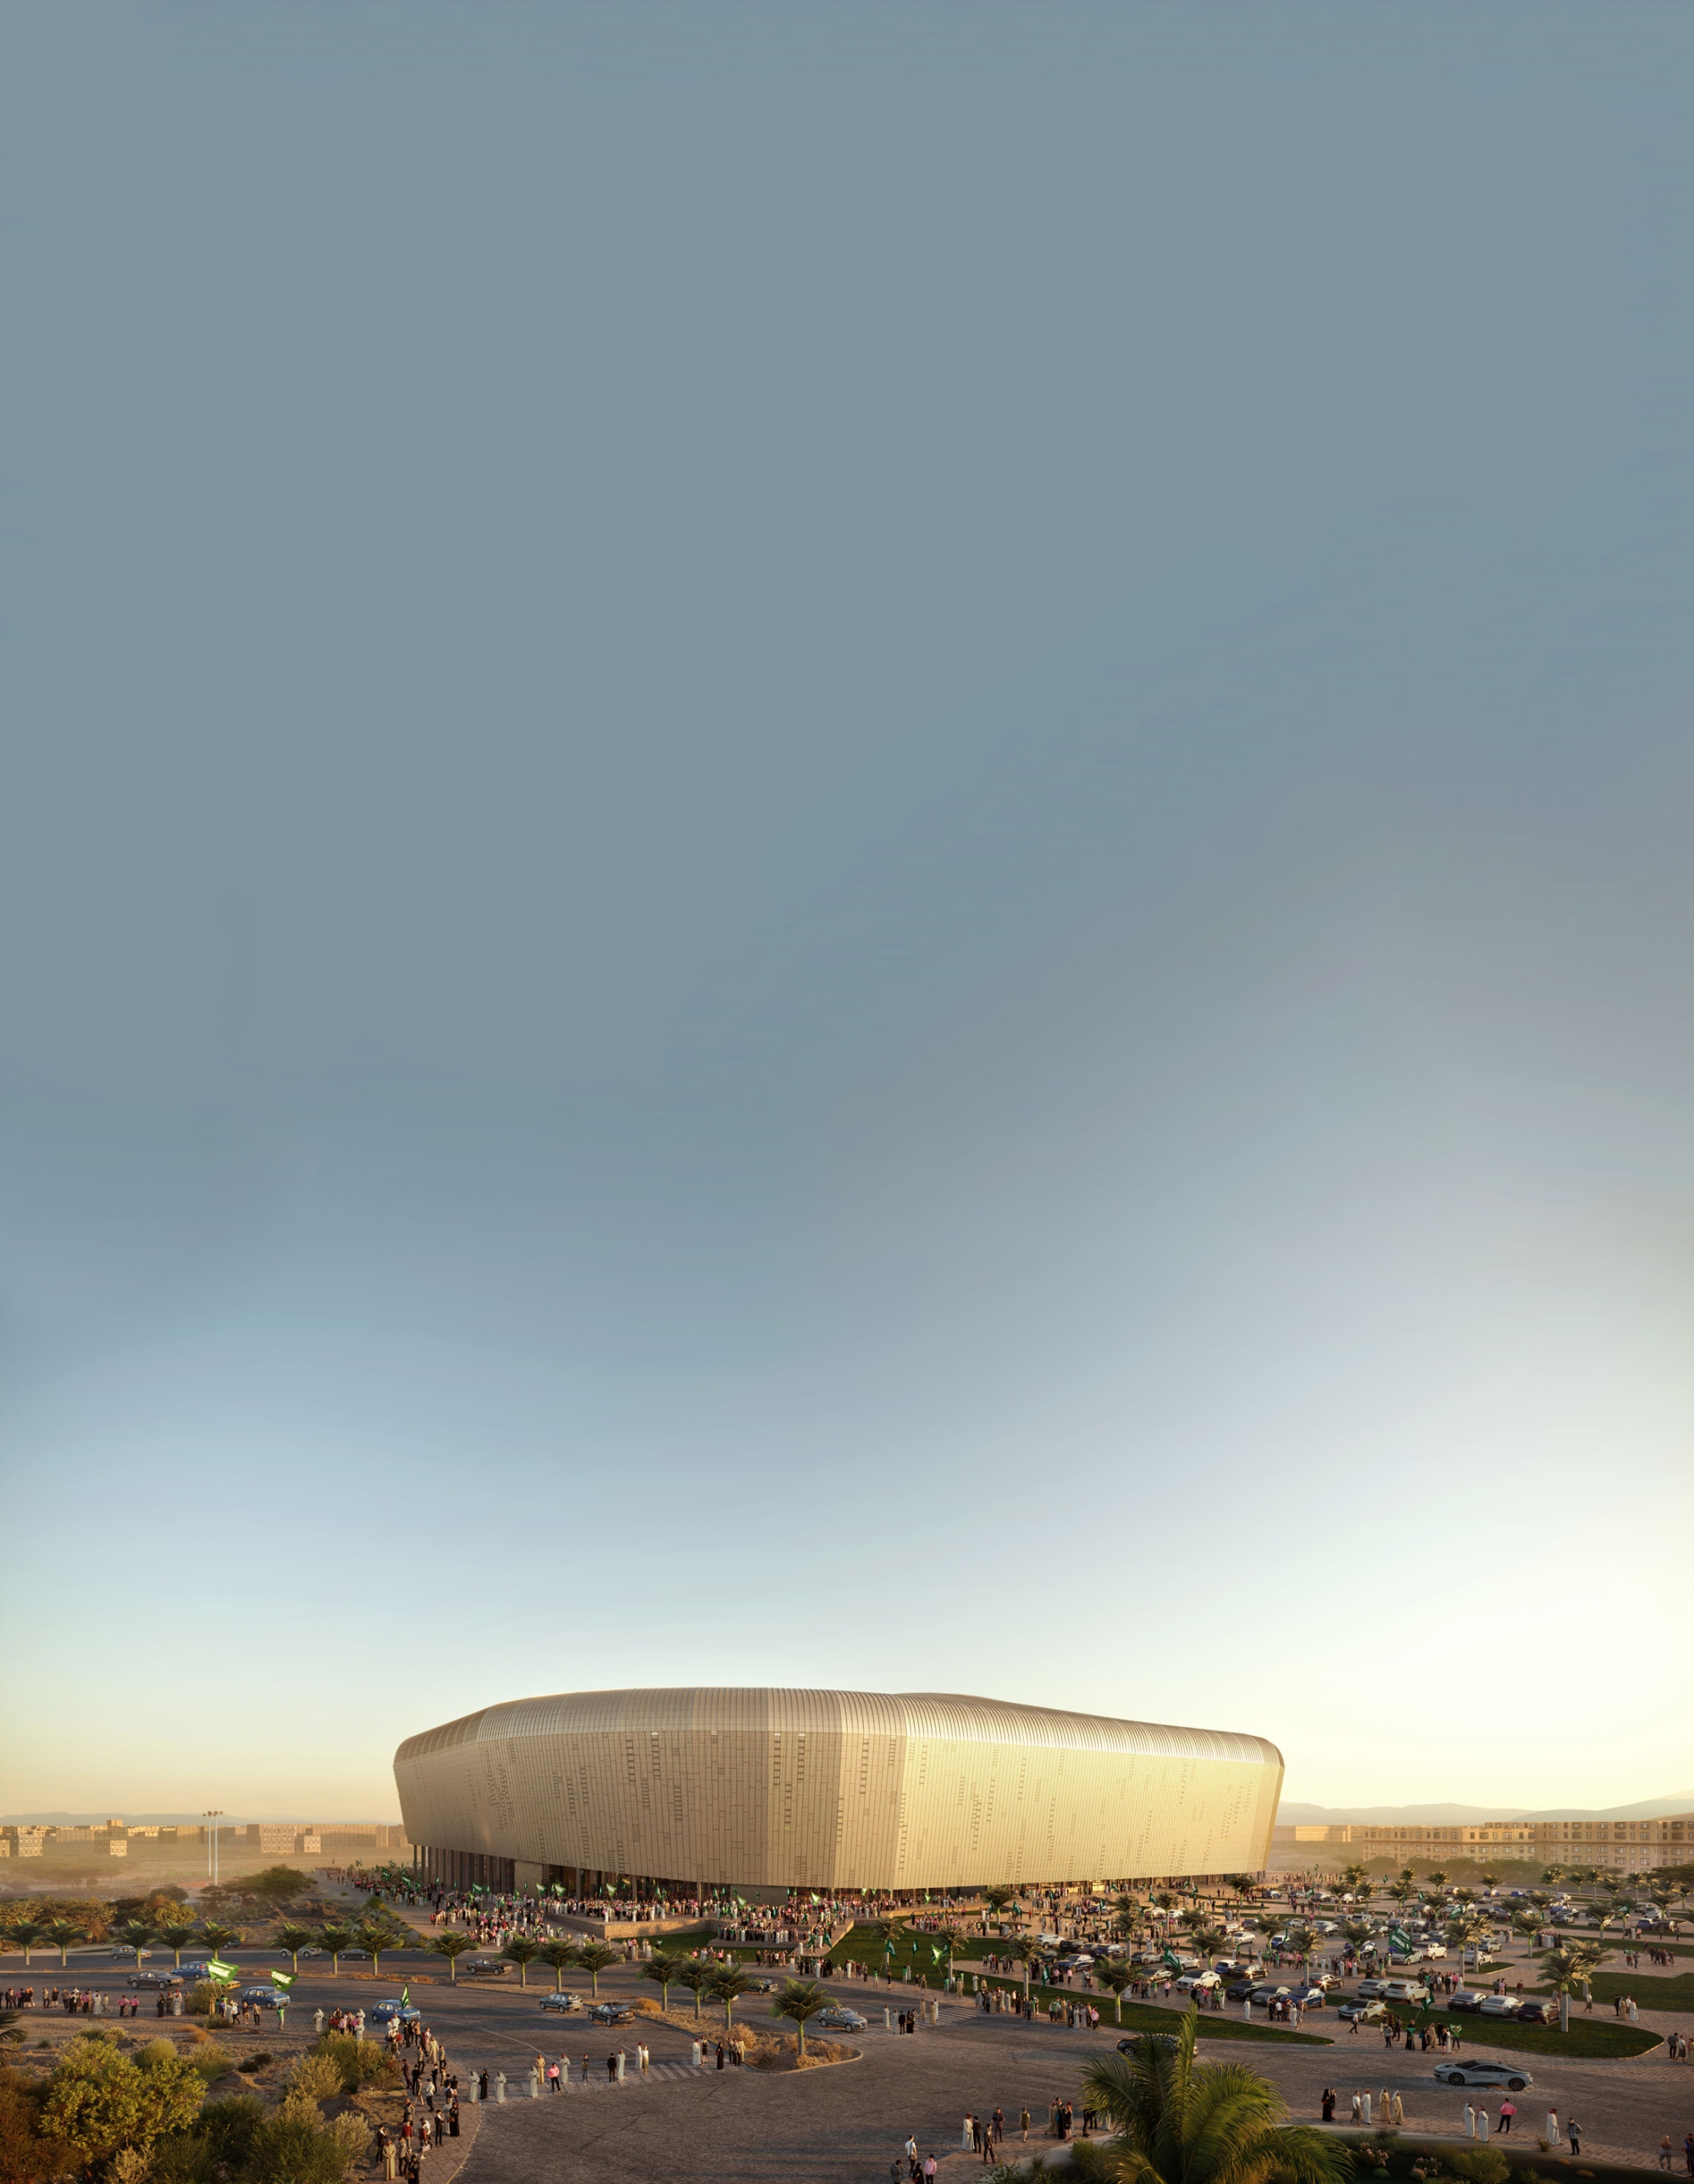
[819,1926,1329,2046]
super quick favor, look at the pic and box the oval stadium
[394,1688,1282,1896]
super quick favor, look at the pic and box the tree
[197,1922,243,1961]
[1226,1876,1258,1904]
[154,1921,198,1970]
[575,1942,620,1998]
[1443,1911,1490,1971]
[273,1924,317,1977]
[1093,1959,1138,2026]
[1540,1943,1608,2034]
[933,1923,966,1978]
[315,1923,356,1977]
[1010,1936,1047,1999]
[243,1865,311,1910]
[431,1932,479,1985]
[1426,1871,1448,1893]
[42,1921,86,1970]
[1081,2013,1348,2184]
[40,2034,205,2161]
[983,1887,1017,1920]
[769,1976,833,2056]
[710,1965,756,2032]
[499,1937,542,1988]
[674,1958,716,2018]
[352,1918,405,1982]
[6,1921,49,1967]
[113,1921,157,1971]
[1480,1870,1500,1890]
[640,1950,682,2010]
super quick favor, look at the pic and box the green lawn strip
[1398,2010,1659,2061]
[1527,1964,1694,2009]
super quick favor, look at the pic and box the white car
[1418,1940,1447,1958]
[1174,1970,1221,1993]
[1381,1980,1431,2004]
[1433,2060,1531,2092]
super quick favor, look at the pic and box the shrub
[39,2035,205,2161]
[285,2054,341,2104]
[306,2034,399,2095]
[136,2041,180,2070]
[186,2046,238,2085]
[1443,2155,1509,2184]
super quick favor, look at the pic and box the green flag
[272,1971,296,1992]
[400,1984,410,2007]
[207,1959,238,1984]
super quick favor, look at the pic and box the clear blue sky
[3,3,1691,1823]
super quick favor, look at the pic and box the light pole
[203,1810,224,1887]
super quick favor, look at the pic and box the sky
[3,3,1692,1826]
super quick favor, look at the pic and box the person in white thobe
[1464,2105,1475,2139]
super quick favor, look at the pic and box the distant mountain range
[1,1811,398,1827]
[1278,1795,1693,1825]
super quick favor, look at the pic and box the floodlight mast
[203,1810,224,1886]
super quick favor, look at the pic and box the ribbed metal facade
[395,1688,1282,1890]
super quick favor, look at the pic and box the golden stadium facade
[395,1688,1282,1895]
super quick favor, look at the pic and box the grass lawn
[1399,2010,1659,2061]
[1529,1968,1694,2012]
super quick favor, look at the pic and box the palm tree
[710,1965,756,2032]
[575,1941,620,1998]
[1082,2014,1348,2184]
[197,1921,243,1962]
[273,1923,317,1978]
[352,1917,404,1982]
[1093,1959,1138,2026]
[640,1949,683,2010]
[316,1922,355,1977]
[539,1948,584,2000]
[431,1932,479,1984]
[1443,1910,1490,1972]
[44,1919,86,1969]
[674,1957,716,2019]
[152,1920,197,1970]
[770,1976,833,2056]
[5,1921,47,1967]
[1010,1935,1046,1999]
[113,1920,157,1971]
[983,1887,1017,1921]
[1226,1876,1258,1905]
[1540,1943,1608,2034]
[1480,1870,1500,1890]
[500,1937,542,1988]
[1426,1871,1448,1893]
[933,1923,966,1980]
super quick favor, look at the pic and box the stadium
[394,1688,1282,1897]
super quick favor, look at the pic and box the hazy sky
[3,3,1691,1826]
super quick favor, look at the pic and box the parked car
[133,1971,182,1989]
[585,2003,632,2024]
[1515,2000,1554,2024]
[238,1987,290,2010]
[1223,1981,1259,2003]
[539,1993,584,2014]
[1381,1981,1431,2004]
[1356,1979,1388,2000]
[1477,1994,1522,2016]
[368,1999,421,2025]
[1337,1999,1389,2024]
[463,1960,511,1977]
[1418,1941,1448,1958]
[1174,1971,1221,1993]
[1446,1989,1487,2013]
[1287,1986,1328,2008]
[1248,1984,1291,2004]
[1433,2060,1531,2092]
[814,2007,868,2032]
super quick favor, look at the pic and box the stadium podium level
[394,1688,1282,1895]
